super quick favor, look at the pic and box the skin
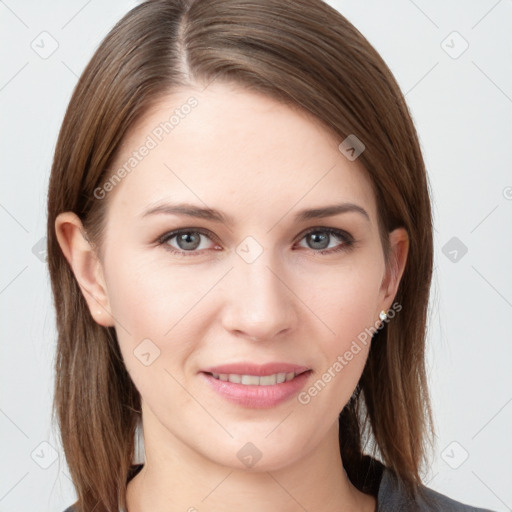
[56,81,408,512]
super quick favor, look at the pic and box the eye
[296,227,354,254]
[158,229,219,255]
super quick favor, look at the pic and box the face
[71,82,406,472]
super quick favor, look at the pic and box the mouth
[200,363,312,408]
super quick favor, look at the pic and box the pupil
[310,232,329,249]
[179,232,200,250]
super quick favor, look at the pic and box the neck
[126,411,376,512]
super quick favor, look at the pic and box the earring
[379,310,387,322]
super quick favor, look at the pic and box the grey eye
[305,232,331,250]
[174,232,202,251]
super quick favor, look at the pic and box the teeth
[228,374,241,384]
[241,374,260,385]
[211,372,298,385]
[259,374,277,385]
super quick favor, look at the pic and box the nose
[220,251,298,342]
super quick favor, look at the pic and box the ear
[378,227,409,313]
[55,212,114,327]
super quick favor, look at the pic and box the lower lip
[201,371,312,408]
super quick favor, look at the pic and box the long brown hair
[47,0,434,510]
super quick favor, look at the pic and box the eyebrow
[141,201,370,224]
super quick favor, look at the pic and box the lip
[200,362,312,409]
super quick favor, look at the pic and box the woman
[48,0,495,510]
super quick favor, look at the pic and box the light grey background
[1,1,511,511]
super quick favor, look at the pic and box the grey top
[377,466,495,511]
[63,460,496,512]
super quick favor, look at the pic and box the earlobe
[54,212,114,327]
[379,227,409,311]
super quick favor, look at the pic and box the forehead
[105,82,378,225]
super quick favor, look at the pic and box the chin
[197,432,316,474]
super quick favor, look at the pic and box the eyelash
[156,227,355,257]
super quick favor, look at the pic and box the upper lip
[201,362,310,376]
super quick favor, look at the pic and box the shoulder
[377,466,496,512]
[62,507,75,512]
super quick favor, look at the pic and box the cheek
[105,249,209,336]
[103,252,205,385]
[311,259,383,340]
[303,259,382,398]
